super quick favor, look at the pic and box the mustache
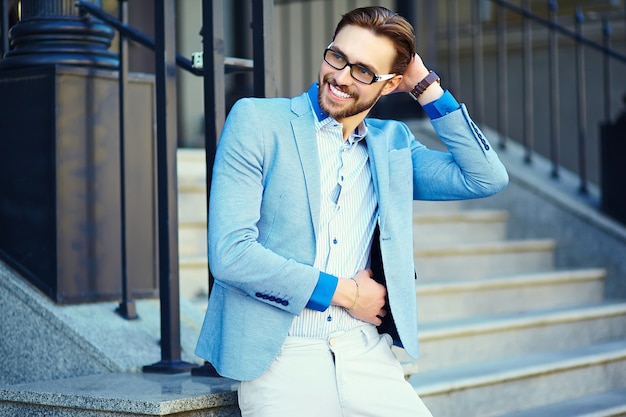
[322,75,357,97]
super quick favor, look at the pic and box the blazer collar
[307,83,329,122]
[290,83,318,118]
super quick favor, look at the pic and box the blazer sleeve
[411,103,509,200]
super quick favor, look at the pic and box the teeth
[330,84,351,99]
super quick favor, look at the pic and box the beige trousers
[237,325,434,417]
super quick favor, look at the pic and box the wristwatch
[409,70,440,101]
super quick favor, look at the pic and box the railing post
[252,0,275,98]
[575,8,588,195]
[548,0,560,178]
[496,2,508,149]
[143,0,196,374]
[115,0,137,321]
[472,0,484,123]
[190,0,225,378]
[522,0,534,164]
[412,1,437,78]
[447,0,460,95]
[201,0,224,294]
[200,0,224,188]
[602,16,612,124]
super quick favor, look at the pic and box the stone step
[175,152,474,217]
[0,373,238,416]
[177,149,207,226]
[414,239,556,280]
[179,246,569,310]
[414,302,626,372]
[178,190,207,227]
[178,221,207,258]
[179,244,562,311]
[412,340,626,417]
[177,209,511,258]
[177,200,206,226]
[413,200,463,213]
[179,255,209,300]
[413,210,509,246]
[416,269,606,322]
[496,387,626,417]
[177,148,207,186]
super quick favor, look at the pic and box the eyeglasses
[323,43,395,85]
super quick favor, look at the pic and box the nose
[334,65,353,85]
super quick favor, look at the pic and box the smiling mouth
[328,83,352,100]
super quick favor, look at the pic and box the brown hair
[333,6,416,75]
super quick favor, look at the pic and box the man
[196,6,508,417]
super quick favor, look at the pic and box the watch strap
[409,71,440,101]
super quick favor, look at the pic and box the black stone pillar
[0,1,158,304]
[0,0,117,70]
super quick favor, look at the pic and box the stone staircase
[178,149,211,301]
[408,201,626,417]
[176,149,626,417]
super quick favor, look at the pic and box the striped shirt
[289,90,378,338]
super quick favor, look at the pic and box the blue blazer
[195,87,509,381]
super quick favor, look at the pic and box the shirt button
[329,338,336,347]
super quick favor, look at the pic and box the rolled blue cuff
[422,90,460,119]
[305,272,338,311]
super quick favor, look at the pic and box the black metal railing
[72,0,270,374]
[0,0,272,375]
[442,0,626,196]
[74,0,200,374]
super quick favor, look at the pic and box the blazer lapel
[365,124,389,228]
[290,93,321,239]
[287,92,391,239]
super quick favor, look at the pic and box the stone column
[0,0,157,304]
[0,0,117,69]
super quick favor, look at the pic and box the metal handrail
[72,0,271,376]
[74,0,253,75]
[74,0,200,374]
[490,0,626,63]
[444,0,626,195]
[479,0,626,195]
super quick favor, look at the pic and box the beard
[318,74,383,120]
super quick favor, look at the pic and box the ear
[380,75,404,96]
